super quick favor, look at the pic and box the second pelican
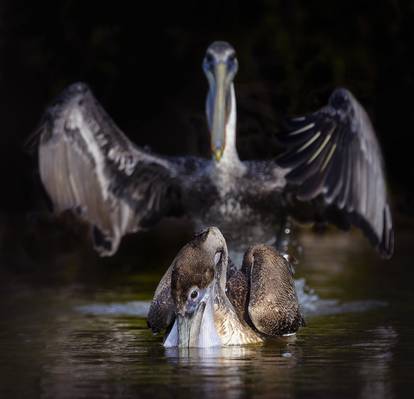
[148,227,304,347]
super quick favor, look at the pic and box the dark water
[1,221,413,399]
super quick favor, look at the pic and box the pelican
[147,226,304,347]
[36,41,394,257]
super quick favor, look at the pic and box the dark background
[1,6,414,398]
[0,0,413,220]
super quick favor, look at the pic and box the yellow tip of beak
[213,148,224,162]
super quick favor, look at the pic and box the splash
[76,281,386,321]
[294,278,387,317]
[294,278,321,313]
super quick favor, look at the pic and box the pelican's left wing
[277,88,394,258]
[37,82,190,256]
[242,245,305,337]
[147,263,175,334]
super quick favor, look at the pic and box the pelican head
[170,226,227,347]
[203,41,238,162]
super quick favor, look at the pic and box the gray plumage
[278,88,394,257]
[35,42,394,258]
[38,83,203,255]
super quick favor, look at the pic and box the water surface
[1,222,413,398]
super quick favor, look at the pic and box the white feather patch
[70,109,109,201]
[163,319,179,348]
[196,295,222,348]
[289,122,315,135]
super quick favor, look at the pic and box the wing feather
[38,82,187,255]
[278,88,394,258]
[147,262,175,334]
[242,245,304,337]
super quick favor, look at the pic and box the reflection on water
[163,344,300,399]
[1,226,414,398]
[77,301,151,317]
[357,326,397,399]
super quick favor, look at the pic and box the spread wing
[147,263,175,334]
[277,88,394,258]
[242,245,304,337]
[37,82,190,256]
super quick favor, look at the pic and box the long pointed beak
[177,301,206,347]
[211,63,228,162]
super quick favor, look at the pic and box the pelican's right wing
[37,82,186,256]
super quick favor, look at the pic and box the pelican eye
[205,53,214,66]
[227,53,236,64]
[190,290,199,300]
